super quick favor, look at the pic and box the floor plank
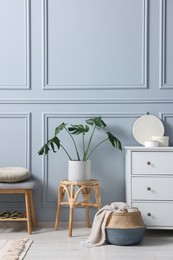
[0,226,173,259]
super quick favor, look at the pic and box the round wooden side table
[54,179,101,236]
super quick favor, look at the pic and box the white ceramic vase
[68,160,91,182]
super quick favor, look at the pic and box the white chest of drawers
[125,147,173,229]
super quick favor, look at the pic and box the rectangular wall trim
[43,0,148,90]
[0,0,31,89]
[0,113,31,168]
[160,0,173,89]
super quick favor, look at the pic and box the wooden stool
[55,179,101,236]
[0,179,39,234]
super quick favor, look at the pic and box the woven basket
[105,209,145,246]
[106,210,145,229]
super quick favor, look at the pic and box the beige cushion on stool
[0,167,31,183]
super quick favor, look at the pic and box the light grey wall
[0,0,173,222]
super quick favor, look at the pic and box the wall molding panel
[0,113,31,169]
[160,112,173,145]
[0,112,31,208]
[1,98,173,104]
[160,112,173,123]
[0,0,31,90]
[160,0,173,89]
[43,0,148,90]
[41,112,144,207]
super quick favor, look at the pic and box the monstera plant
[38,116,122,181]
[38,116,122,159]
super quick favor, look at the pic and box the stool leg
[81,188,91,228]
[25,190,32,234]
[86,206,90,228]
[82,188,91,228]
[68,184,75,237]
[29,190,36,228]
[95,184,102,210]
[69,207,74,237]
[55,185,64,230]
[55,202,61,230]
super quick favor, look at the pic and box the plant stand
[54,179,102,236]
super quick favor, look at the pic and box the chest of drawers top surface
[125,147,173,151]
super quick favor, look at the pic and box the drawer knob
[147,161,151,165]
[147,213,151,217]
[147,187,151,191]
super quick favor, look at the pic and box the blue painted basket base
[105,227,145,246]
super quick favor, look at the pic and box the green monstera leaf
[86,116,106,128]
[38,136,61,155]
[68,124,89,135]
[107,132,122,150]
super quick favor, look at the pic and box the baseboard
[0,221,87,229]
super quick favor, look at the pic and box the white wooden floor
[1,225,173,259]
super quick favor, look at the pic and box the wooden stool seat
[55,179,101,236]
[0,179,39,234]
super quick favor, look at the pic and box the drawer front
[132,202,173,227]
[132,177,173,200]
[132,152,173,174]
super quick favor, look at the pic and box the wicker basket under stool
[105,209,145,246]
